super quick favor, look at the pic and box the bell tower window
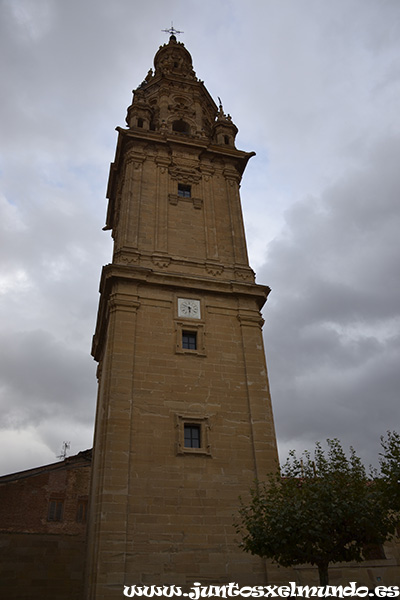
[137,118,144,128]
[172,119,190,134]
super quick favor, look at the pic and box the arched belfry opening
[172,119,191,134]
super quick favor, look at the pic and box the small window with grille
[175,320,205,357]
[176,414,211,456]
[178,183,191,198]
[182,331,197,350]
[184,424,201,449]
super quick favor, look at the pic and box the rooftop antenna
[57,441,70,460]
[162,22,184,38]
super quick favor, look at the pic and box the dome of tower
[153,35,197,80]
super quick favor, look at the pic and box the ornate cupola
[153,33,196,79]
[125,34,234,141]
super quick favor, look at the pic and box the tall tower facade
[87,35,278,597]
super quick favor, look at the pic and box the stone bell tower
[86,33,278,597]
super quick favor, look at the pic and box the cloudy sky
[1,0,399,476]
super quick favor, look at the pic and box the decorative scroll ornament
[169,165,202,184]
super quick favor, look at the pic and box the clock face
[178,298,201,319]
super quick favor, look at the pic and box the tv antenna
[57,441,70,460]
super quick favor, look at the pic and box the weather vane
[162,22,184,38]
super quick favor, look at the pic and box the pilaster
[200,163,219,262]
[113,152,145,260]
[238,310,277,478]
[224,167,249,268]
[87,292,140,599]
[154,156,171,255]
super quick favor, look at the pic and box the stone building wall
[0,449,398,596]
[0,451,91,599]
[0,532,86,600]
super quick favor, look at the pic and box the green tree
[378,431,400,513]
[236,439,395,586]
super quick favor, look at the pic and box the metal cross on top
[162,22,184,38]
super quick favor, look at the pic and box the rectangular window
[182,331,197,350]
[178,183,191,198]
[176,414,211,456]
[76,499,88,523]
[175,321,205,356]
[184,424,201,448]
[47,499,64,522]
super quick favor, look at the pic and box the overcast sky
[1,0,399,476]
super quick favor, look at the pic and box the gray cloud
[0,329,95,426]
[261,133,400,468]
[1,0,399,474]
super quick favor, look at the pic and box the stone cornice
[112,127,254,167]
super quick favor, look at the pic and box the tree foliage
[378,430,400,513]
[237,438,396,586]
